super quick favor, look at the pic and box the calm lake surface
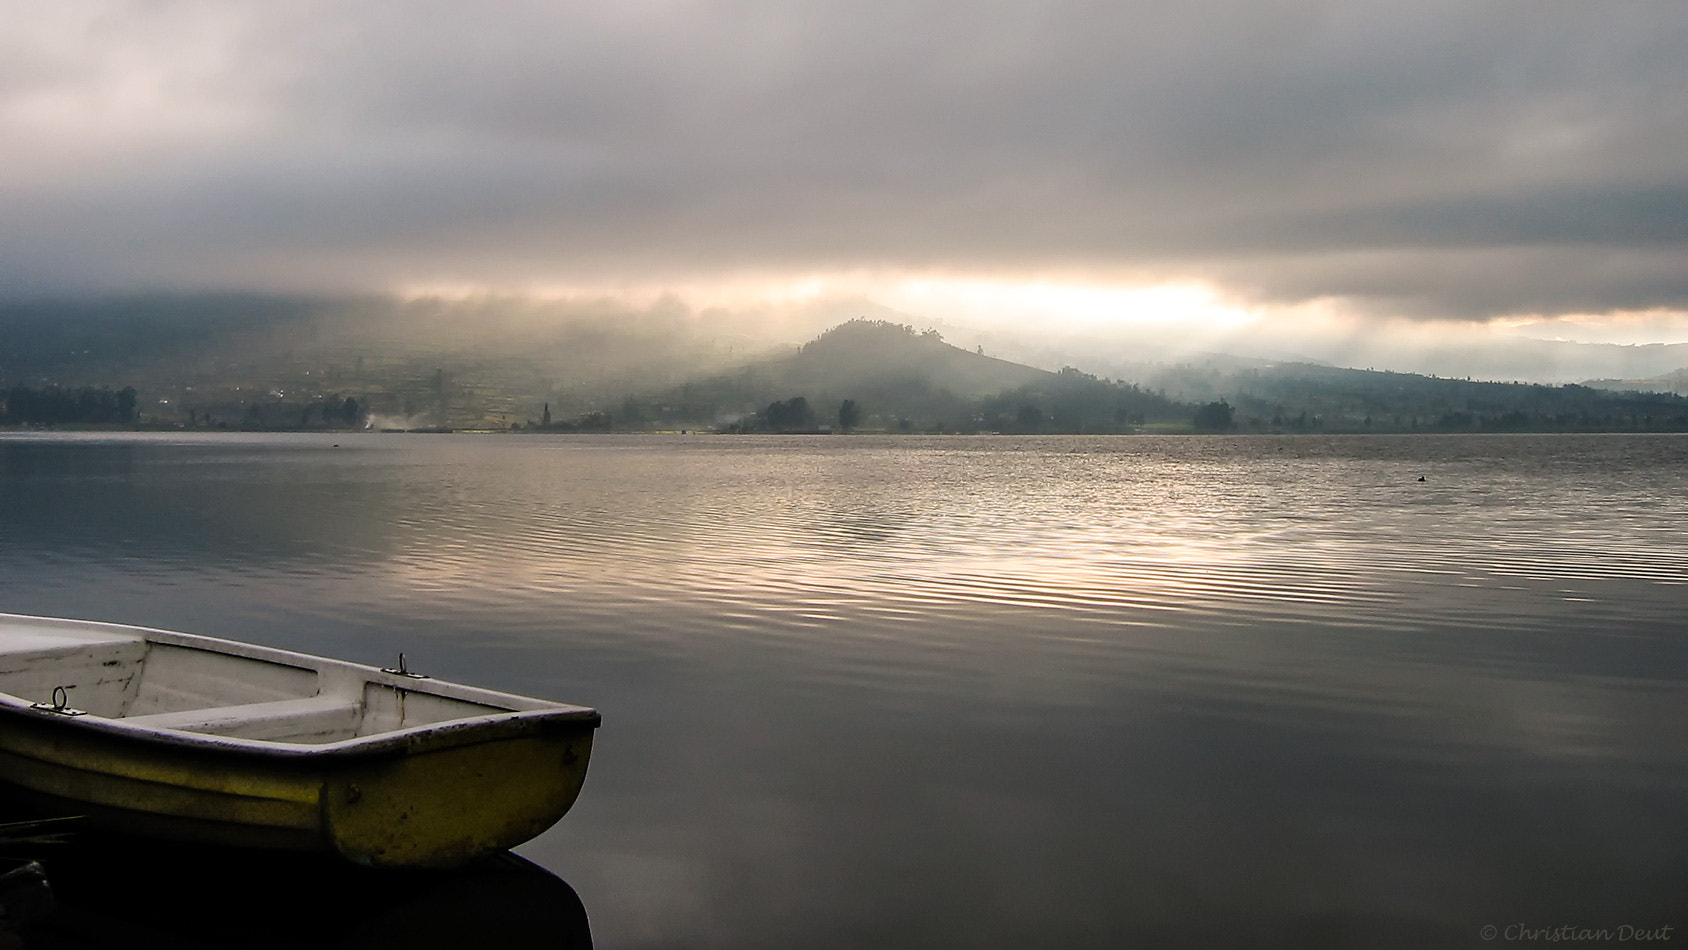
[2,432,1685,947]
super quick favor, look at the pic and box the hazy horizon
[6,290,1688,391]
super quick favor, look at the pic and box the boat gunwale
[0,614,600,760]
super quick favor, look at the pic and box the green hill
[1584,367,1688,397]
[0,294,769,430]
[621,319,1192,432]
[1138,359,1688,433]
[6,296,1688,434]
[662,319,1051,426]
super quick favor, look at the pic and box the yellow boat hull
[0,614,600,868]
[0,709,595,867]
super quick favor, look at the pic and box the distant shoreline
[8,424,1688,437]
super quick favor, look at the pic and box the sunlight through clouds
[876,278,1263,333]
[1,0,1685,343]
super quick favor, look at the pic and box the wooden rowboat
[0,613,599,868]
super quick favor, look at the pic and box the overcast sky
[4,1,1687,341]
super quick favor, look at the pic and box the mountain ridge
[3,296,1687,433]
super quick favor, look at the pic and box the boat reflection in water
[6,823,592,949]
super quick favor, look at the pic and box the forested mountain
[1190,362,1688,433]
[3,297,1687,433]
[617,322,1688,434]
[1584,368,1688,397]
[624,319,1062,430]
[608,319,1194,432]
[0,295,775,429]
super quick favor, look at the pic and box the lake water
[1,432,1685,947]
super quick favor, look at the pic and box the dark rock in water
[0,859,54,937]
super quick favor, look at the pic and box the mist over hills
[1378,337,1688,387]
[622,319,1197,432]
[1584,368,1688,397]
[638,320,1053,429]
[947,322,1688,391]
[0,295,770,429]
[3,294,1688,433]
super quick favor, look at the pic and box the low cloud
[2,1,1685,330]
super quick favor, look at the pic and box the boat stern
[321,720,596,868]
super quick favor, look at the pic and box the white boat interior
[0,617,529,745]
